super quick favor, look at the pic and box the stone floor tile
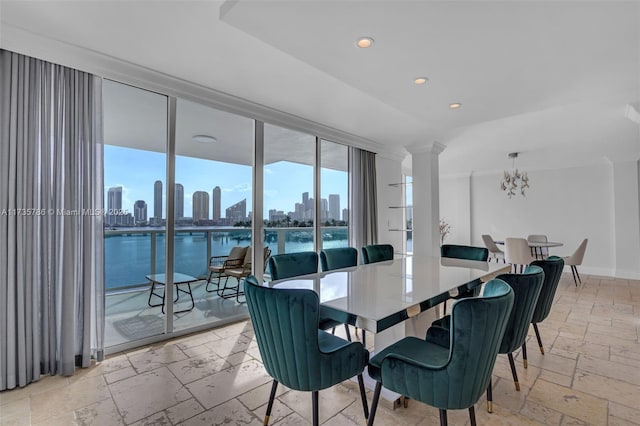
[572,370,640,410]
[609,401,640,425]
[74,397,124,426]
[186,360,271,409]
[276,384,359,425]
[271,412,311,425]
[128,344,188,374]
[165,398,206,424]
[0,397,30,426]
[519,400,563,425]
[537,369,573,387]
[167,352,230,385]
[105,366,137,384]
[577,355,640,386]
[109,367,191,424]
[527,379,607,425]
[0,375,68,408]
[178,398,261,426]
[237,381,288,411]
[253,397,292,424]
[128,411,172,426]
[551,336,610,360]
[609,354,640,367]
[205,333,253,359]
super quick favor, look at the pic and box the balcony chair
[527,234,549,259]
[440,244,489,314]
[430,266,543,412]
[562,238,588,286]
[244,275,370,426]
[206,245,248,295]
[269,251,353,341]
[221,246,271,303]
[527,256,565,357]
[482,234,505,263]
[505,237,534,273]
[366,279,514,426]
[361,244,394,264]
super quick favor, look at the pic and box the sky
[104,145,348,219]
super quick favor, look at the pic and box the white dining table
[495,240,564,259]
[270,255,510,352]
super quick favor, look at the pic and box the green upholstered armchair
[244,275,370,426]
[366,279,514,426]
[268,251,353,341]
[440,244,489,261]
[528,256,564,355]
[441,244,490,312]
[320,247,358,271]
[361,244,394,264]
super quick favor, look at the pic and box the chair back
[228,246,249,261]
[565,238,588,266]
[441,244,489,261]
[481,235,502,253]
[528,234,549,256]
[495,265,545,354]
[505,237,534,266]
[244,275,323,391]
[390,279,513,410]
[530,256,564,324]
[268,251,318,280]
[361,244,394,264]
[320,247,358,272]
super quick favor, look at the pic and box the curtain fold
[348,147,378,249]
[0,49,104,391]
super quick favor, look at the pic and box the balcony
[105,226,349,348]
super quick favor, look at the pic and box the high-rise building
[342,208,349,223]
[133,200,147,224]
[226,198,246,224]
[212,186,221,222]
[107,186,122,226]
[302,192,309,209]
[107,186,122,211]
[320,198,329,221]
[175,183,184,219]
[154,180,162,220]
[192,191,209,222]
[329,194,340,221]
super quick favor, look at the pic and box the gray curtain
[0,49,104,391]
[349,147,378,249]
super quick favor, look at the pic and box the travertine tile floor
[1,272,639,425]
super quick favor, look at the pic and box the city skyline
[104,144,348,224]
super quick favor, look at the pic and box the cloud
[264,168,274,175]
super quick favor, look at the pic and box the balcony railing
[105,226,349,292]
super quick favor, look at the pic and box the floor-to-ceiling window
[173,98,254,331]
[103,80,168,347]
[263,124,316,257]
[102,82,353,350]
[320,140,349,249]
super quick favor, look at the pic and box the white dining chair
[482,234,505,262]
[505,237,534,273]
[527,234,549,259]
[563,238,588,286]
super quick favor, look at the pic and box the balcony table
[146,272,197,314]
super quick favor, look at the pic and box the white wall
[441,160,640,278]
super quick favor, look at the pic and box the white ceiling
[1,0,639,175]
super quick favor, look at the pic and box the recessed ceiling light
[449,103,462,109]
[192,134,217,143]
[414,77,428,85]
[356,37,374,48]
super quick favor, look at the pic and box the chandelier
[500,152,529,198]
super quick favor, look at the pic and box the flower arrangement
[440,218,452,244]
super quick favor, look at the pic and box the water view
[105,226,350,291]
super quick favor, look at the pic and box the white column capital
[405,141,446,155]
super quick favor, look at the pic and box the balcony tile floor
[1,272,639,425]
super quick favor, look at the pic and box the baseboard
[564,266,640,280]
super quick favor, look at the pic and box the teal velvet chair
[441,244,489,312]
[361,244,394,264]
[440,244,489,261]
[320,247,358,271]
[269,251,352,340]
[528,256,565,356]
[366,279,514,426]
[430,265,544,412]
[244,276,370,425]
[320,247,363,344]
